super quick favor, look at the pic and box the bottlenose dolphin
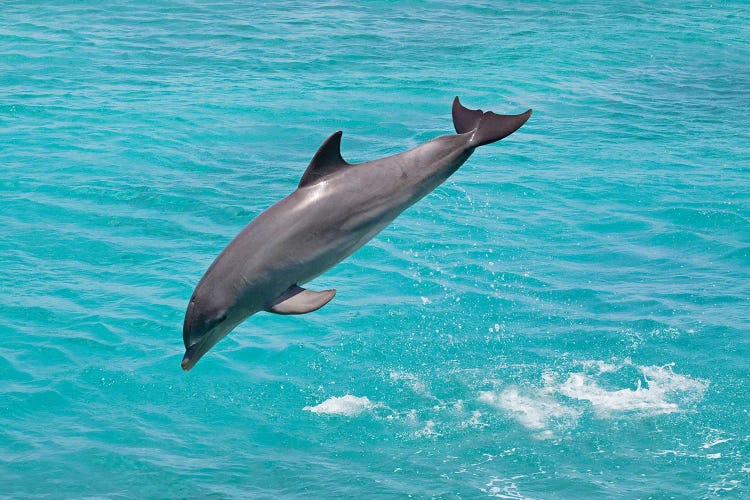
[182,98,531,370]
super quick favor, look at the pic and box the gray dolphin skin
[182,97,532,371]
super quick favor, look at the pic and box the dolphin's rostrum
[182,98,532,371]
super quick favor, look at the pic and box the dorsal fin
[298,131,350,188]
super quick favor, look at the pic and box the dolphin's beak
[181,343,200,371]
[181,330,213,371]
[180,323,230,371]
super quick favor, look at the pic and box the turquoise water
[2,0,749,497]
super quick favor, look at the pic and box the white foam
[303,395,373,416]
[479,388,579,435]
[463,410,485,429]
[479,360,707,435]
[481,477,529,499]
[558,363,708,416]
[413,419,440,438]
[558,373,678,414]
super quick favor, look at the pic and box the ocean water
[1,0,748,497]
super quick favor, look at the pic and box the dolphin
[181,97,532,371]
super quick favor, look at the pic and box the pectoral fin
[266,285,336,315]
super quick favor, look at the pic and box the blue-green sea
[2,1,749,497]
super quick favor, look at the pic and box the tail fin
[452,97,532,147]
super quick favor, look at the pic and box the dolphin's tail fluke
[452,97,532,148]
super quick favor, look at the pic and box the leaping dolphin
[181,97,532,371]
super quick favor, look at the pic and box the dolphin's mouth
[181,324,229,371]
[181,335,212,372]
[181,343,200,371]
[182,307,254,371]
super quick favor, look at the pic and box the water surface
[1,1,749,497]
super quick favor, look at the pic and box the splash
[479,388,579,436]
[559,361,708,417]
[479,360,708,434]
[303,395,374,416]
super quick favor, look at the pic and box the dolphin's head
[181,291,239,371]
